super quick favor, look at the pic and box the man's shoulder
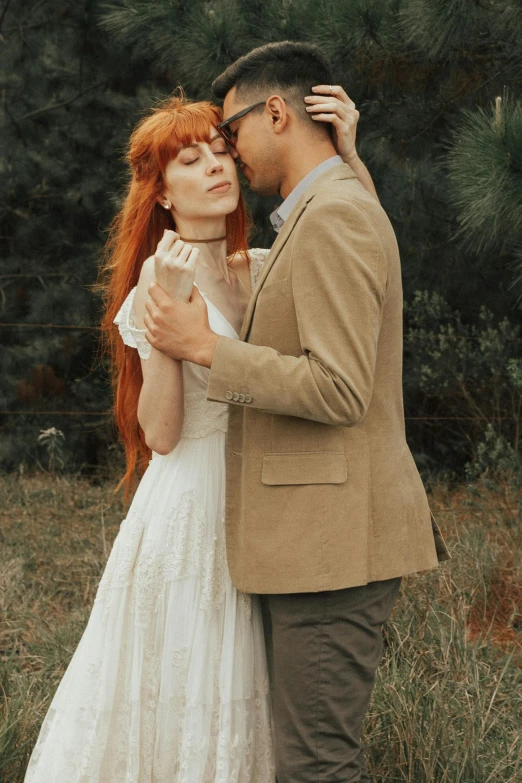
[304,177,393,238]
[311,175,378,212]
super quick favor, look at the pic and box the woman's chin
[214,193,241,215]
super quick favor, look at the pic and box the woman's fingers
[170,239,185,257]
[307,105,359,129]
[310,113,344,126]
[305,100,351,118]
[306,96,358,119]
[311,84,353,108]
[156,229,179,255]
[175,242,192,264]
[186,246,200,267]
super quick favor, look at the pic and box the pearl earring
[163,200,171,210]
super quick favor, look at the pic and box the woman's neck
[174,217,229,280]
[196,240,230,281]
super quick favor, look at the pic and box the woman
[25,87,373,782]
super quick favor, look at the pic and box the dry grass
[1,473,521,782]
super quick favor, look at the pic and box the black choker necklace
[178,234,226,244]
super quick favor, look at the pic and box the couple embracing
[25,41,448,783]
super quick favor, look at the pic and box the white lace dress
[24,249,274,783]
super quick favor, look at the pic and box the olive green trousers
[260,577,401,783]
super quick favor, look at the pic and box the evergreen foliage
[0,0,162,471]
[446,93,522,256]
[404,290,521,478]
[2,0,522,479]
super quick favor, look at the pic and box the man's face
[222,87,282,196]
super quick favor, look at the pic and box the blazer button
[244,394,253,403]
[225,391,233,400]
[238,394,246,403]
[232,392,240,401]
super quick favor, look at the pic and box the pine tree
[2,0,521,478]
[0,0,167,470]
[102,0,522,478]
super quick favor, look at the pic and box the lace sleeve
[249,248,270,291]
[113,287,152,360]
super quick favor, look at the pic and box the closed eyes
[184,150,228,165]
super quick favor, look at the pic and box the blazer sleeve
[207,198,388,426]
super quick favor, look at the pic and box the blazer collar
[240,162,357,341]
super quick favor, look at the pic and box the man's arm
[207,198,387,426]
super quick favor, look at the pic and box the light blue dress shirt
[269,155,343,233]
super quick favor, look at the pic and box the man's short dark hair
[212,41,334,134]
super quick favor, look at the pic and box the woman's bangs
[158,104,223,171]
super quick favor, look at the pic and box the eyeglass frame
[216,100,267,147]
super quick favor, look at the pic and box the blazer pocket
[262,452,347,485]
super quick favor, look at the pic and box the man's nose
[230,146,239,160]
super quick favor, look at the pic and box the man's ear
[266,95,288,135]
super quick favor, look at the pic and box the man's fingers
[144,300,159,326]
[190,284,204,302]
[147,281,171,306]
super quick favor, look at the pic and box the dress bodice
[113,248,269,441]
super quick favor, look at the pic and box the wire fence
[2,321,522,339]
[0,323,101,330]
[1,321,520,422]
[0,411,519,421]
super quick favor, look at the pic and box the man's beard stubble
[236,153,280,197]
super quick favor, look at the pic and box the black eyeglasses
[216,101,266,147]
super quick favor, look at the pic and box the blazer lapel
[240,162,357,341]
[240,201,307,340]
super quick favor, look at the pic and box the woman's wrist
[344,149,359,164]
[149,344,183,366]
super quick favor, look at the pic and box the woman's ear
[157,196,172,210]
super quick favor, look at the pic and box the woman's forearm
[346,153,380,203]
[134,256,184,455]
[137,350,184,455]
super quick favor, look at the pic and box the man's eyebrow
[180,134,224,150]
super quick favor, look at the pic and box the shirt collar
[270,155,343,233]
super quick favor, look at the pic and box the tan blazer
[207,163,449,594]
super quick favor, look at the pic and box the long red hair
[98,95,250,499]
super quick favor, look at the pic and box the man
[146,41,449,783]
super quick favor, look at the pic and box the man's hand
[144,283,220,367]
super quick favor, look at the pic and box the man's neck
[280,141,339,199]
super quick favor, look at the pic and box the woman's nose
[208,155,224,174]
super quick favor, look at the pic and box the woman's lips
[209,182,231,193]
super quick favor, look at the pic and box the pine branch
[0,0,13,33]
[20,79,109,120]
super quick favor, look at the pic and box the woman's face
[162,127,240,224]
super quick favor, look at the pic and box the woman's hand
[153,230,199,303]
[305,85,360,164]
